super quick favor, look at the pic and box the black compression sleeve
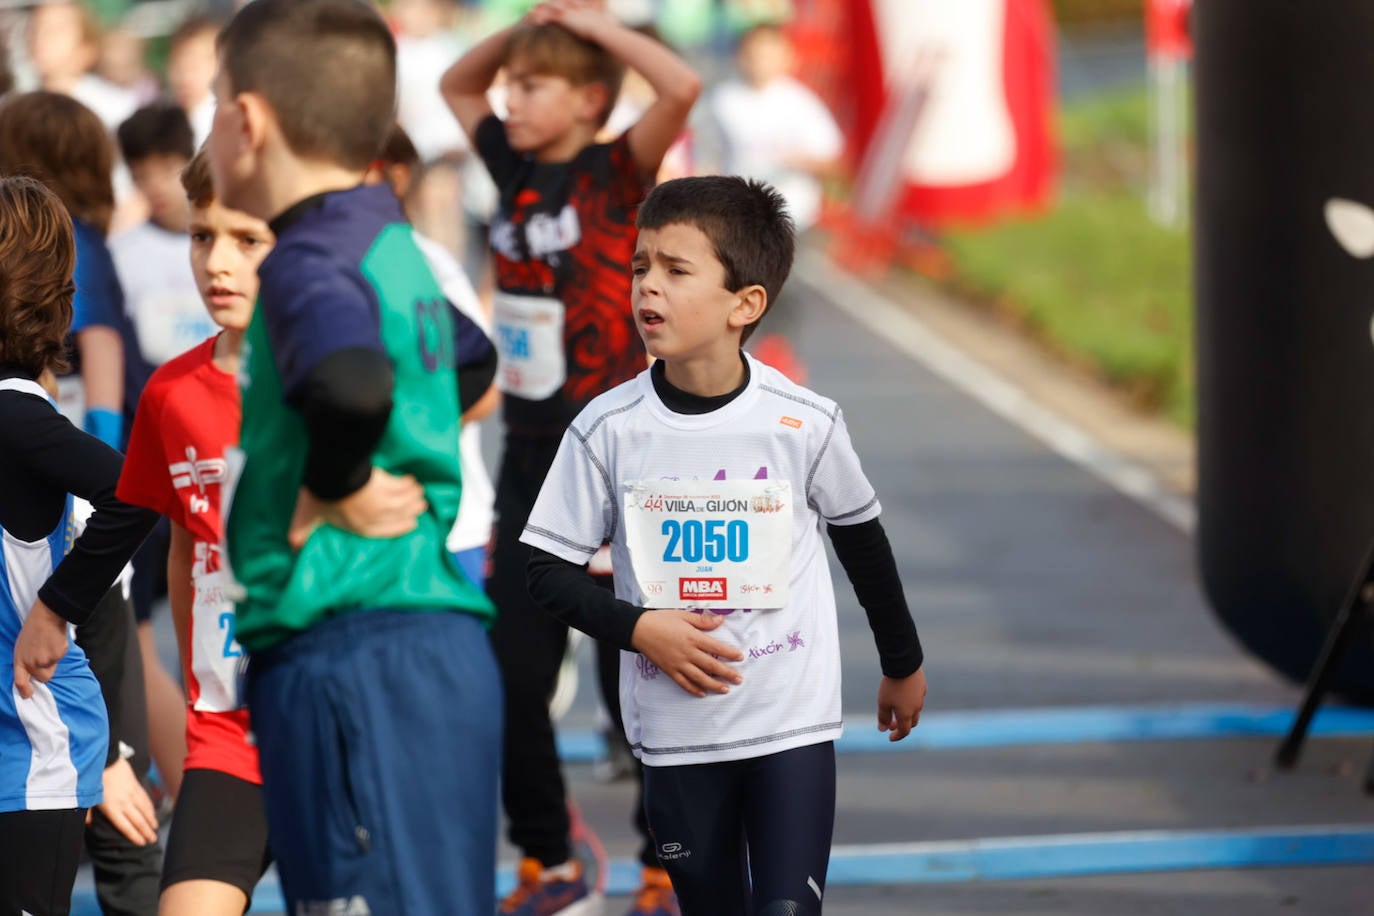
[528,547,646,650]
[828,518,924,678]
[75,587,136,767]
[295,348,394,500]
[0,393,159,626]
[458,345,497,415]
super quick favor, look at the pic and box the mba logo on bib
[680,577,726,601]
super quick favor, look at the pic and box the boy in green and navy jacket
[207,1,500,912]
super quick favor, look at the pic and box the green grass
[940,86,1195,426]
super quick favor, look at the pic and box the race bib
[493,292,565,400]
[190,570,246,712]
[133,297,217,366]
[624,479,792,609]
[56,375,85,429]
[219,446,247,602]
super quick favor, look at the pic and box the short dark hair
[180,148,214,208]
[637,176,795,342]
[218,0,397,170]
[0,176,76,376]
[506,22,624,127]
[169,13,223,53]
[0,92,115,234]
[117,103,195,165]
[378,123,420,170]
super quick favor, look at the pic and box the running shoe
[624,867,679,916]
[499,857,602,916]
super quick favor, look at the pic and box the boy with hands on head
[522,176,927,916]
[443,3,699,913]
[207,1,501,913]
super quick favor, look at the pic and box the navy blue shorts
[642,741,836,916]
[246,610,502,915]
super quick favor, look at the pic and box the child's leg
[0,808,87,915]
[744,742,837,915]
[84,806,163,913]
[136,620,186,798]
[77,583,162,913]
[595,634,656,866]
[246,610,502,915]
[488,437,574,866]
[159,769,271,915]
[641,759,750,916]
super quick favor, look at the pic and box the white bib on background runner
[492,292,565,400]
[55,376,85,430]
[624,478,792,609]
[190,570,244,712]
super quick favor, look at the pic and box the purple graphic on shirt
[787,630,805,651]
[713,466,769,480]
[636,655,661,680]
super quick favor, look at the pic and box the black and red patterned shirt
[475,114,651,435]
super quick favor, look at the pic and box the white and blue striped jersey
[0,378,107,812]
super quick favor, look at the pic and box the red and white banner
[827,0,1055,227]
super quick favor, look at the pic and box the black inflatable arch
[1194,1,1374,702]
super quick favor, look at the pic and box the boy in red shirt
[116,150,275,915]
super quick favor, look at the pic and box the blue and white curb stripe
[70,823,1374,913]
[557,703,1374,759]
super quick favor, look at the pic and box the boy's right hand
[288,468,428,548]
[631,611,744,698]
[94,758,160,846]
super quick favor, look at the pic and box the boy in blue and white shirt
[522,175,927,916]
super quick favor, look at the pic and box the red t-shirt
[117,336,259,784]
[475,115,652,434]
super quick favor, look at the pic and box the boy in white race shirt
[521,175,928,916]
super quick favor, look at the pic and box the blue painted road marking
[69,824,1374,913]
[557,703,1374,760]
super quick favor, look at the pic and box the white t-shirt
[397,32,469,163]
[109,222,216,368]
[70,74,139,133]
[710,76,843,233]
[187,96,215,149]
[413,233,496,556]
[521,355,881,766]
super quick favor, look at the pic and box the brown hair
[379,123,420,170]
[637,176,795,343]
[0,92,115,234]
[0,177,76,376]
[506,22,625,126]
[181,148,214,208]
[169,13,223,54]
[217,0,397,170]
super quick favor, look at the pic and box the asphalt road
[558,267,1374,915]
[76,263,1374,915]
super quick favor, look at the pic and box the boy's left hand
[877,667,927,742]
[288,468,428,549]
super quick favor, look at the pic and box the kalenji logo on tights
[680,577,727,601]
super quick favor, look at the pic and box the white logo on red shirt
[169,446,225,514]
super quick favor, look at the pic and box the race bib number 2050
[624,479,792,609]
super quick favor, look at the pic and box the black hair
[117,102,195,164]
[637,176,795,341]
